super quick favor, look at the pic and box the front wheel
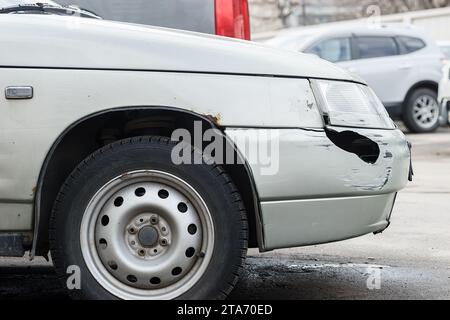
[403,88,440,133]
[50,136,248,300]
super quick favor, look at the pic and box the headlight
[311,80,395,129]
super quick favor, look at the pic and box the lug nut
[128,226,137,234]
[160,225,169,236]
[150,215,159,225]
[160,238,169,246]
[138,249,146,256]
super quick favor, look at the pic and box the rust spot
[205,113,222,126]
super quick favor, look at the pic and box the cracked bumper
[227,127,411,251]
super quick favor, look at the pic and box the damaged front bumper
[226,126,411,251]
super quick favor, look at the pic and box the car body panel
[227,127,410,250]
[261,193,396,250]
[438,62,450,103]
[0,203,33,231]
[341,48,442,105]
[0,15,356,82]
[226,127,410,201]
[438,62,450,124]
[0,68,322,231]
[438,41,450,60]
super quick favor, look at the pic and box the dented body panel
[227,127,410,250]
[226,127,410,201]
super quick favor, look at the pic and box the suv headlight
[311,79,395,129]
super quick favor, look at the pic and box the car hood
[0,15,358,82]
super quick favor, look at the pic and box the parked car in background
[267,24,445,133]
[438,41,450,63]
[438,61,450,125]
[0,14,411,300]
[57,0,251,40]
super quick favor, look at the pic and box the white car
[0,14,411,300]
[267,24,445,133]
[438,41,450,62]
[438,42,450,124]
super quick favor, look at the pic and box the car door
[342,36,407,105]
[304,36,353,65]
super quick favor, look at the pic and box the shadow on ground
[1,255,448,300]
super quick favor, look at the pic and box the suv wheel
[403,88,440,133]
[50,136,248,300]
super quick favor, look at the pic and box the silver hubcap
[413,94,439,129]
[80,170,214,300]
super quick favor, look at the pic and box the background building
[249,0,450,33]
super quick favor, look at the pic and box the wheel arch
[32,106,263,258]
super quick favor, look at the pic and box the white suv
[267,24,445,133]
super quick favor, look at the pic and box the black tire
[403,88,440,133]
[50,136,248,300]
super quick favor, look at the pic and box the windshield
[0,0,101,18]
[0,0,59,7]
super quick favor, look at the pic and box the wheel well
[33,107,261,256]
[403,81,438,109]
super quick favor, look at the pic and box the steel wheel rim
[412,94,439,129]
[80,170,214,300]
